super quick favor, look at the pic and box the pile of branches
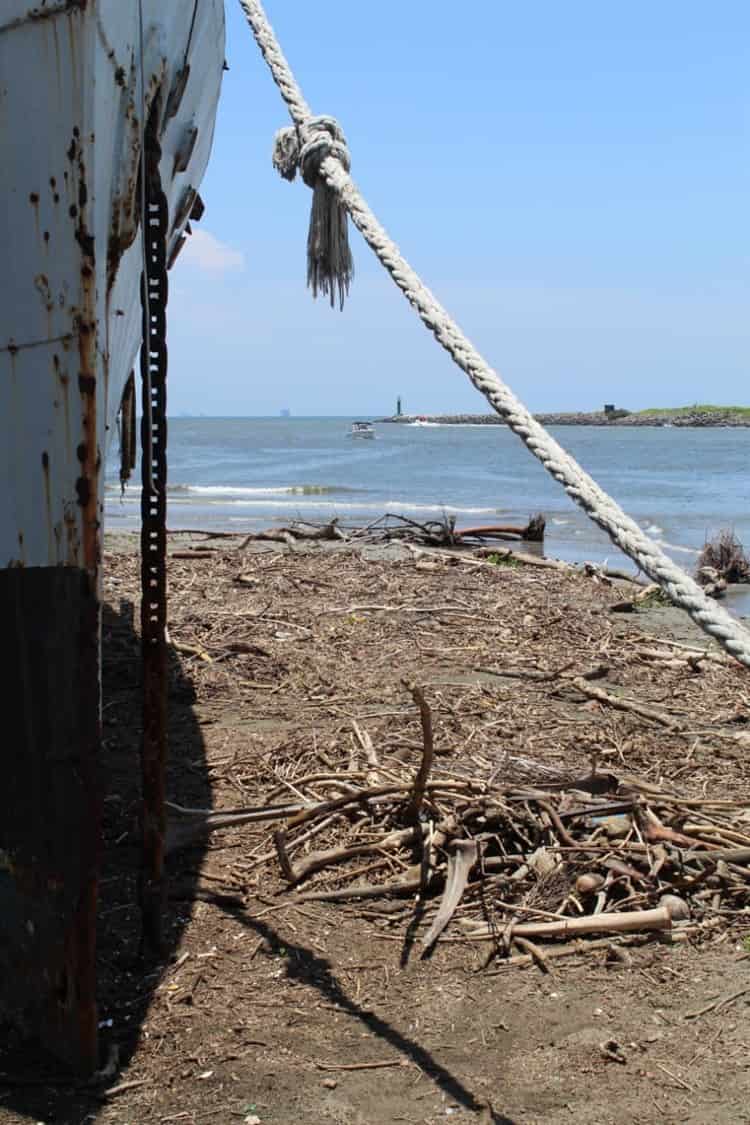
[168,686,750,969]
[697,529,750,587]
[234,512,546,550]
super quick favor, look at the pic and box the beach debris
[452,513,545,543]
[104,540,749,974]
[162,676,750,967]
[232,512,546,550]
[696,529,750,586]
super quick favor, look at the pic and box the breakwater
[376,410,750,427]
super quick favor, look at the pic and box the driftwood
[239,519,346,547]
[486,934,654,973]
[293,869,423,904]
[696,529,750,585]
[164,626,212,663]
[166,528,245,539]
[165,799,306,853]
[403,684,435,822]
[464,904,674,941]
[474,546,569,570]
[276,825,418,885]
[454,514,545,543]
[610,583,666,612]
[570,677,680,730]
[640,639,734,667]
[159,669,748,962]
[421,839,478,949]
[230,512,549,551]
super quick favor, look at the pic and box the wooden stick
[512,935,550,972]
[287,779,477,830]
[279,826,418,885]
[680,846,750,865]
[421,839,478,949]
[685,986,750,1020]
[474,547,569,570]
[404,684,435,822]
[643,638,734,666]
[316,1060,405,1072]
[461,905,673,941]
[165,798,308,853]
[352,719,380,770]
[534,798,577,848]
[292,869,422,904]
[636,806,705,850]
[570,677,680,730]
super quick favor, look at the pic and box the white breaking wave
[656,539,699,555]
[105,493,499,516]
[188,484,300,495]
[110,482,364,499]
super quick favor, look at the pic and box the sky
[169,1,749,417]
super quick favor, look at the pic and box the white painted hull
[0,0,225,571]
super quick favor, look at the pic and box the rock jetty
[376,409,750,428]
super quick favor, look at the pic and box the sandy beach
[3,534,749,1125]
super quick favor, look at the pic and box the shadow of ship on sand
[0,594,515,1125]
[0,596,211,1121]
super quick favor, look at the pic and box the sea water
[105,417,750,613]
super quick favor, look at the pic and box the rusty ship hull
[0,0,225,1071]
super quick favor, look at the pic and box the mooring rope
[237,0,750,670]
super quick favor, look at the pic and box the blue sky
[170,1,748,416]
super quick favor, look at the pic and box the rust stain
[54,353,72,480]
[29,192,41,243]
[42,451,54,561]
[62,502,80,566]
[107,87,141,291]
[34,274,54,313]
[25,0,88,24]
[67,128,99,576]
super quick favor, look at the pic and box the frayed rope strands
[272,115,353,309]
[236,0,750,669]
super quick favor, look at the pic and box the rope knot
[272,115,353,309]
[298,116,351,185]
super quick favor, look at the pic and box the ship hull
[0,0,225,1070]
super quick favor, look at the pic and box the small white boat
[408,416,439,427]
[349,421,375,438]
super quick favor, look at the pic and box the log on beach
[454,514,545,543]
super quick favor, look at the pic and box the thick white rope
[237,0,750,670]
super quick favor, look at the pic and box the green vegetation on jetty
[635,404,750,418]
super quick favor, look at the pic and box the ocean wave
[177,483,365,497]
[105,494,499,516]
[656,539,699,555]
[108,482,368,498]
